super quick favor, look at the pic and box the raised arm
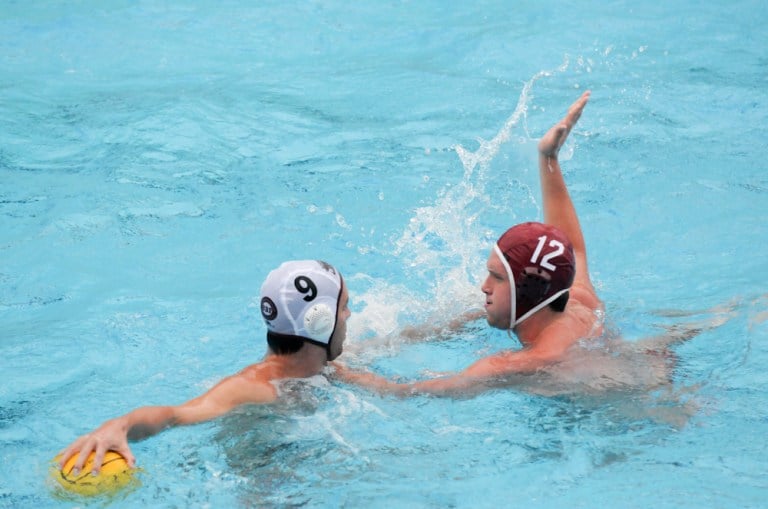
[537,91,594,293]
[57,372,276,474]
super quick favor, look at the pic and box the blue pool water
[2,1,767,508]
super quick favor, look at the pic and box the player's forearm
[343,369,412,396]
[538,154,586,254]
[355,374,460,397]
[122,406,179,441]
[400,309,485,343]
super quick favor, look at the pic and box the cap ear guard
[303,303,335,342]
[518,267,552,303]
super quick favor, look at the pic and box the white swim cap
[259,260,343,347]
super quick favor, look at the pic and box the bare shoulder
[568,283,603,317]
[558,296,604,343]
[171,364,280,424]
[530,299,604,356]
[214,364,280,404]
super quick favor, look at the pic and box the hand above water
[538,90,590,159]
[57,417,135,475]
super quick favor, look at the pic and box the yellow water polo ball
[51,450,137,497]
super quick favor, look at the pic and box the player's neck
[265,343,328,378]
[513,308,556,346]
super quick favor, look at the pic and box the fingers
[90,445,108,475]
[71,446,93,475]
[572,90,591,110]
[58,435,93,474]
[57,432,113,475]
[539,92,591,157]
[564,90,590,127]
[117,445,136,468]
[57,439,81,468]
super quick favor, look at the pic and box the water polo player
[335,92,607,395]
[57,259,350,475]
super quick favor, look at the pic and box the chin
[486,315,510,330]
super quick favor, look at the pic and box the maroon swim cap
[493,222,576,327]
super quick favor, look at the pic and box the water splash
[456,57,570,177]
[350,61,571,352]
[396,60,570,286]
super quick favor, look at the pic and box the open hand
[57,418,135,474]
[538,91,590,158]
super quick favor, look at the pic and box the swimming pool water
[1,1,767,508]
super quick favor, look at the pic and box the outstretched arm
[639,299,739,351]
[538,91,594,293]
[57,372,276,474]
[333,346,558,397]
[399,308,485,342]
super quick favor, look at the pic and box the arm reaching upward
[537,91,594,294]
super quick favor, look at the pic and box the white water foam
[347,61,571,359]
